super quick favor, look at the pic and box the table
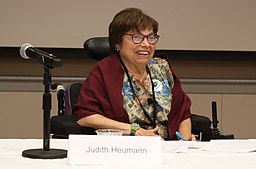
[0,139,256,169]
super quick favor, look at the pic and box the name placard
[68,135,162,165]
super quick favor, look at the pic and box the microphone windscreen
[20,43,33,59]
[57,85,65,92]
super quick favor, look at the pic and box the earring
[115,48,120,53]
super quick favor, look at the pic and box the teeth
[137,51,149,55]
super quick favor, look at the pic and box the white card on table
[68,135,162,166]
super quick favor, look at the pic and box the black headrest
[83,37,113,61]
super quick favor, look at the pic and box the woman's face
[116,29,157,67]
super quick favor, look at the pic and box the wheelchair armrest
[191,114,212,141]
[50,115,96,138]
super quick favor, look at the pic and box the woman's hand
[187,134,197,141]
[135,126,159,136]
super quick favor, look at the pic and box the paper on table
[162,141,207,153]
[202,139,256,153]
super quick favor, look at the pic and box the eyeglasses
[125,33,160,45]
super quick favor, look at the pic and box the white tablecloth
[0,139,256,169]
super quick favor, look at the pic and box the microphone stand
[22,64,67,159]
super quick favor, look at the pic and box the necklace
[132,71,148,82]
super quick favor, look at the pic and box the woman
[74,7,195,140]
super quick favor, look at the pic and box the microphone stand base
[22,148,67,159]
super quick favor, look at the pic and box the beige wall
[1,0,256,50]
[0,92,53,138]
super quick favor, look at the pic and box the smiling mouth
[136,51,149,55]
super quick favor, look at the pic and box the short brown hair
[108,8,159,51]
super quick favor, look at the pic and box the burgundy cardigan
[74,53,191,140]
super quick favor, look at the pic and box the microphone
[20,43,63,68]
[147,98,155,105]
[51,83,65,115]
[147,98,163,111]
